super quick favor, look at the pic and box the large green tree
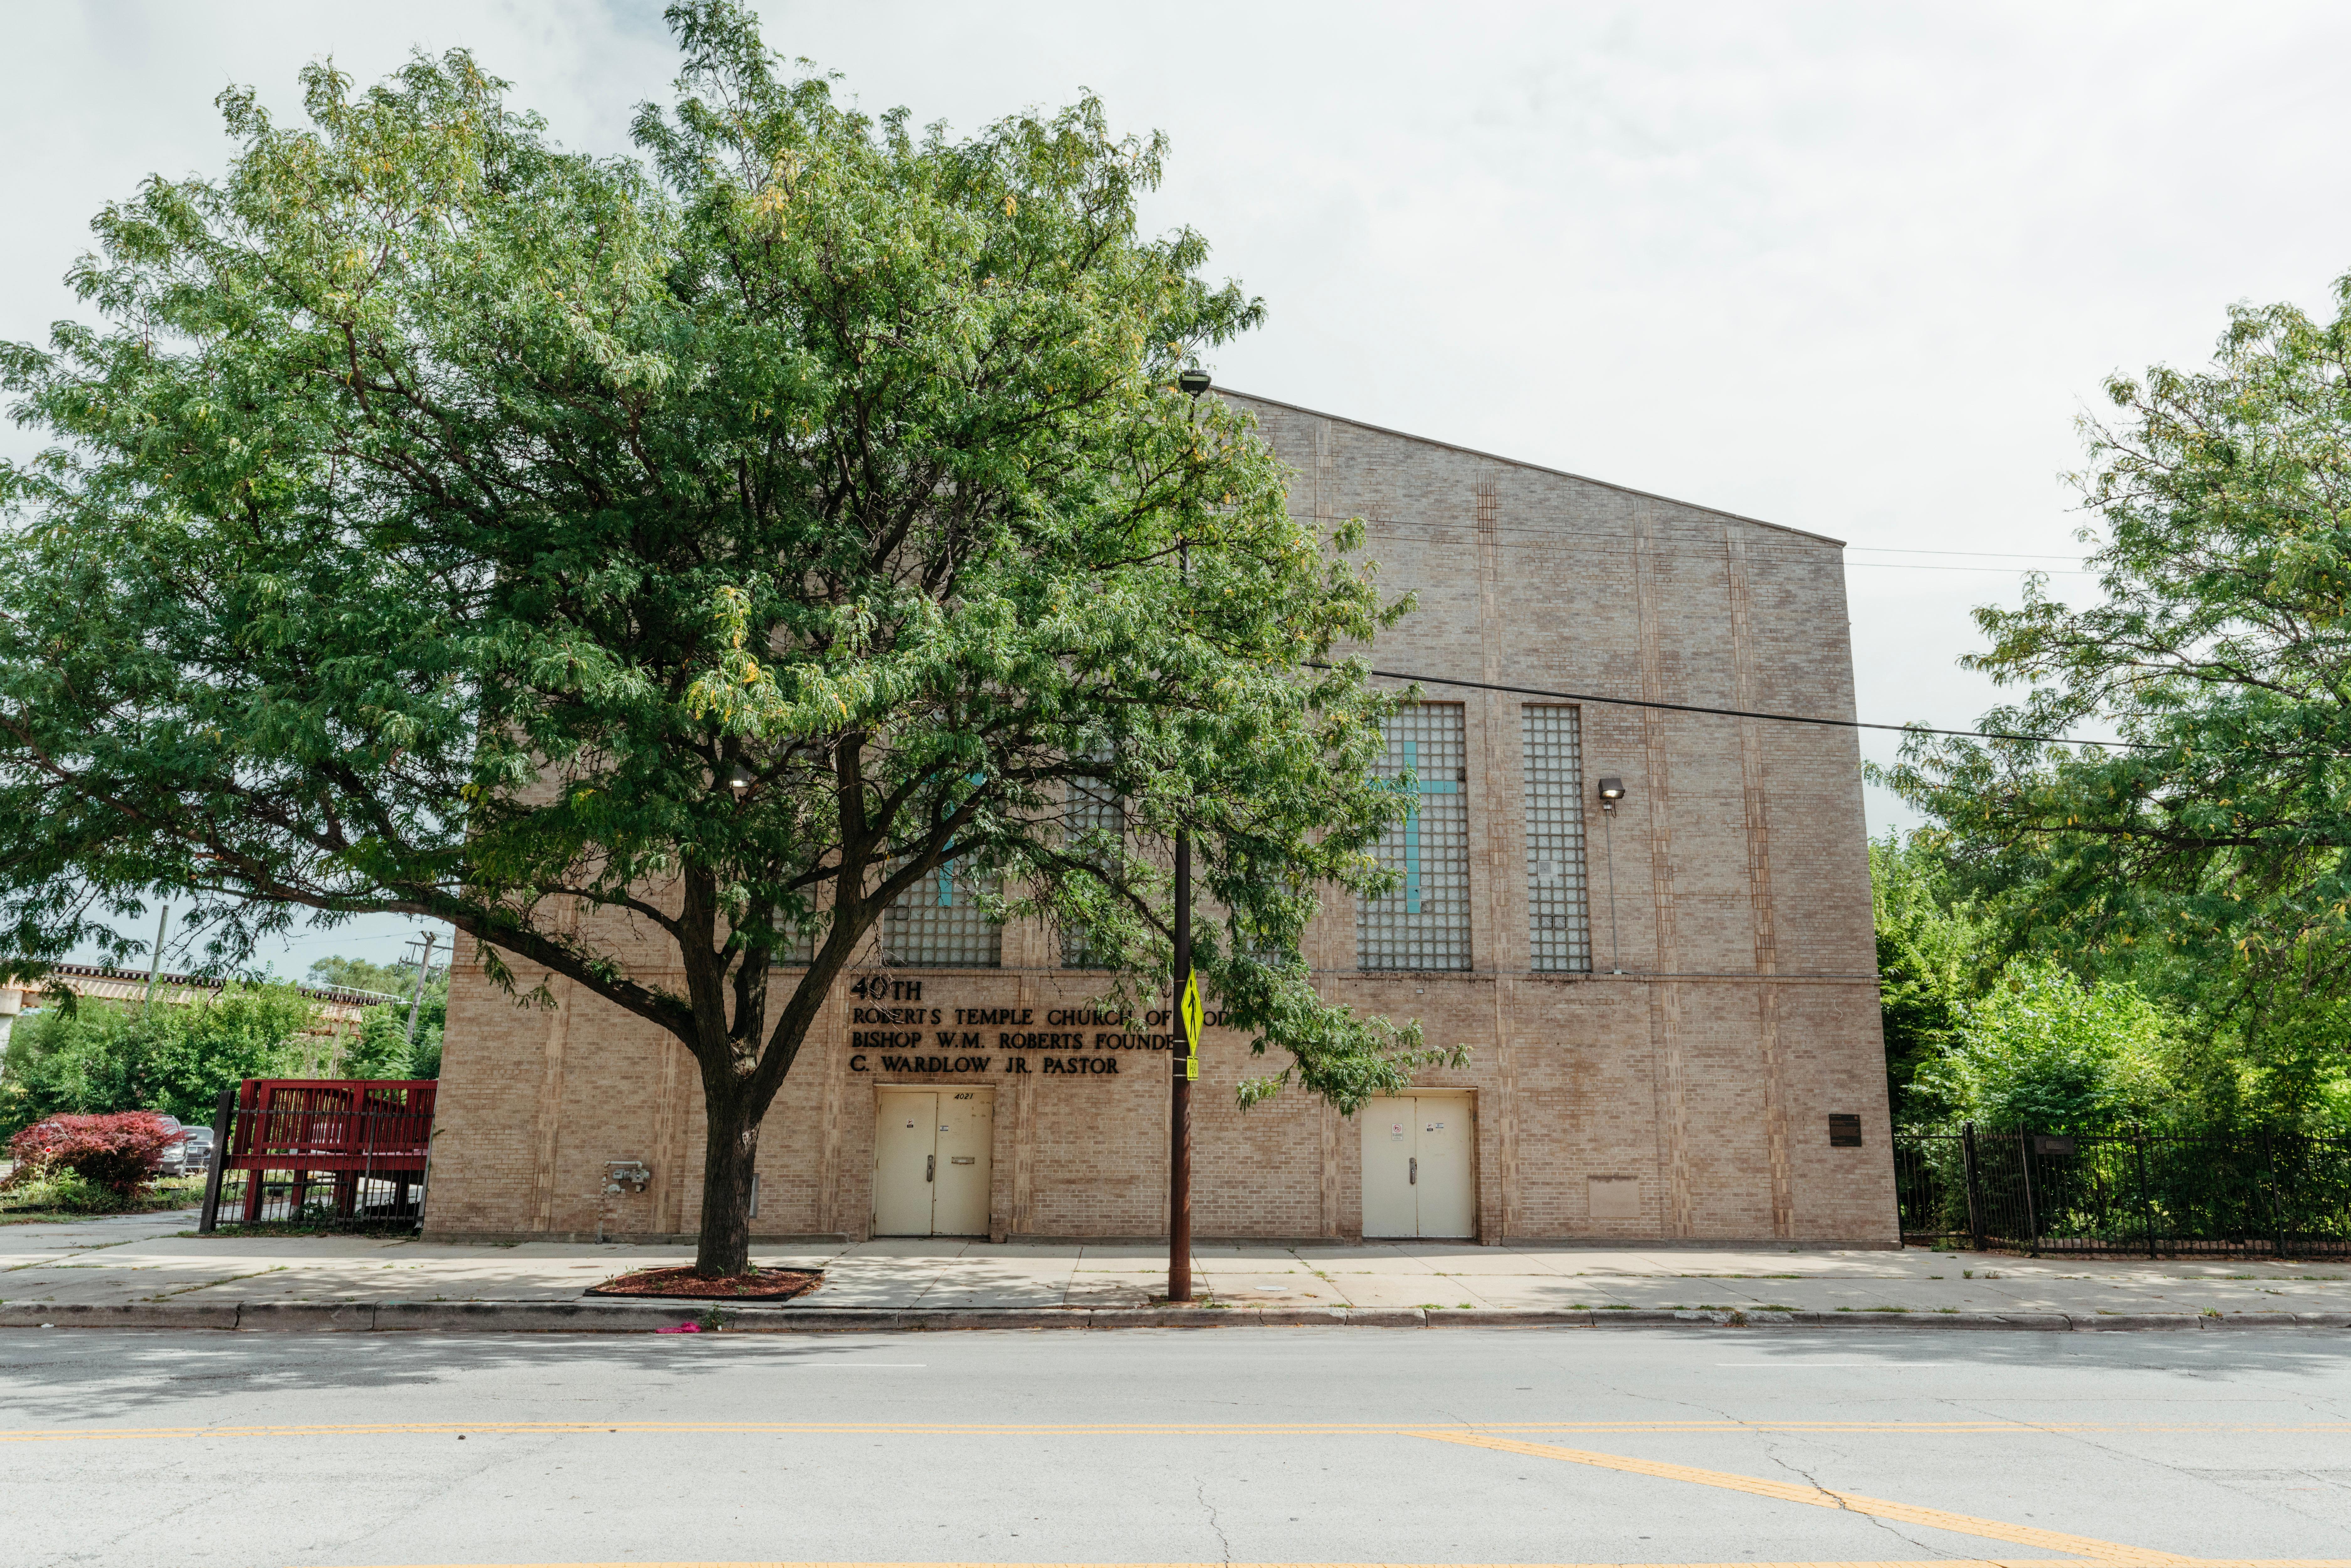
[1880,277,2351,1126]
[0,3,1445,1273]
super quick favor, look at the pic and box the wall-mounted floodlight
[1594,777,1625,973]
[721,761,756,801]
[1177,368,1212,398]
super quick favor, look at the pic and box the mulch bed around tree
[586,1265,824,1301]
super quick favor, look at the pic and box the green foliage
[0,986,314,1135]
[312,950,446,1078]
[1917,961,2172,1131]
[1869,832,1987,1125]
[407,1027,443,1082]
[0,2,1446,1271]
[307,954,443,1001]
[0,1168,119,1214]
[1878,274,2351,1129]
[1872,830,2351,1134]
[343,998,444,1079]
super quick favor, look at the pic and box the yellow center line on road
[7,1419,2350,1444]
[1414,1431,2196,1567]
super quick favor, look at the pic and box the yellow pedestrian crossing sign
[1178,970,1202,1081]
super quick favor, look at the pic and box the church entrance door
[1360,1092,1474,1239]
[872,1088,994,1236]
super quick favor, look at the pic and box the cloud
[8,0,2347,848]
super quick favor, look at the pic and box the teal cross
[936,772,988,906]
[1392,739,1457,914]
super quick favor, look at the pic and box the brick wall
[423,392,1895,1247]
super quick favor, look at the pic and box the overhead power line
[1351,523,2102,576]
[1308,664,2150,751]
[1849,546,2090,561]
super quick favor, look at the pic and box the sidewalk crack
[147,1266,286,1301]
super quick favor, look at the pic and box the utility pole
[1170,817,1193,1301]
[403,931,440,1046]
[142,904,171,1014]
[1168,365,1213,1304]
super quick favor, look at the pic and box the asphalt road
[3,1327,2348,1568]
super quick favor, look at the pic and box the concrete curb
[2,1300,2348,1334]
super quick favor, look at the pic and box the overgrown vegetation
[0,985,317,1136]
[307,954,445,1080]
[1874,832,2351,1134]
[1877,275,2351,1136]
[0,1110,206,1220]
[0,1172,204,1222]
[0,978,433,1138]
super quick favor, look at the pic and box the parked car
[145,1115,188,1176]
[177,1126,215,1173]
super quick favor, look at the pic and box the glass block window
[1521,706,1593,973]
[1060,776,1123,969]
[1357,702,1472,971]
[884,859,1001,967]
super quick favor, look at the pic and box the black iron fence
[198,1161,427,1229]
[1895,1124,2351,1257]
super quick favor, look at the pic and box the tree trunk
[694,1083,761,1277]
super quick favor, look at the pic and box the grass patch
[173,1217,419,1238]
[0,1176,203,1225]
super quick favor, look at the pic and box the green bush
[343,998,443,1080]
[1917,960,2171,1131]
[2,1169,121,1213]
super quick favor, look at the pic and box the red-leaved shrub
[6,1113,177,1196]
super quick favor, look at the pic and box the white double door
[1361,1093,1474,1238]
[873,1088,994,1237]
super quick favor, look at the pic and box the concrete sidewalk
[5,1207,2350,1324]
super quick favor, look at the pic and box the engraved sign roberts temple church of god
[425,391,1900,1248]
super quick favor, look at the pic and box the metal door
[872,1090,937,1236]
[1359,1093,1474,1238]
[1360,1096,1419,1238]
[931,1089,994,1236]
[1413,1094,1474,1238]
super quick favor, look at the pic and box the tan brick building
[426,392,1897,1247]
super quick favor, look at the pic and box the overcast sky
[8,2,2348,975]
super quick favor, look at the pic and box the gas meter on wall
[603,1160,651,1196]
